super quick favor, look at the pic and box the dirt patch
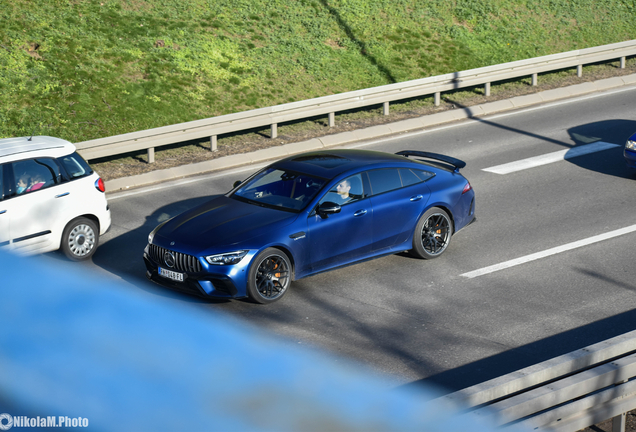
[90,60,636,182]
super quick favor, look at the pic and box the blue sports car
[143,149,476,304]
[626,132,636,169]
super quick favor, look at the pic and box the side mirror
[317,201,341,218]
[233,180,242,189]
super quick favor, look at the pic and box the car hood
[154,195,297,254]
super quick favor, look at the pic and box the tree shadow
[318,0,397,84]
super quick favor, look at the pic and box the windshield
[232,168,326,212]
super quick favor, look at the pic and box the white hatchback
[0,136,111,260]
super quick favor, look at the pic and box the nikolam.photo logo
[0,414,88,429]
[0,414,12,431]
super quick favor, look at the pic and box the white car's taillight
[95,178,105,193]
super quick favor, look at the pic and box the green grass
[1,0,635,142]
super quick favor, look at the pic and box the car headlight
[205,250,249,265]
[626,140,636,151]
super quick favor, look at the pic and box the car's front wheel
[411,207,453,259]
[61,217,99,261]
[247,248,292,304]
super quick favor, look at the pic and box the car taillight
[95,178,105,193]
[462,182,472,194]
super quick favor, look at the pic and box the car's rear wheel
[61,217,99,261]
[411,207,452,259]
[247,248,291,304]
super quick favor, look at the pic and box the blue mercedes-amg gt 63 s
[144,149,476,304]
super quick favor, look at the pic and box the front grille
[148,244,202,273]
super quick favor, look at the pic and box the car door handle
[55,192,70,198]
[354,209,367,217]
[410,195,423,202]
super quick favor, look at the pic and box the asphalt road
[58,85,636,395]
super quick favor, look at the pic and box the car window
[58,152,93,180]
[400,168,435,186]
[367,168,402,195]
[319,174,365,206]
[1,163,15,200]
[232,167,326,212]
[13,158,60,195]
[0,164,3,201]
[399,168,422,186]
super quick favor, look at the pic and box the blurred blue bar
[0,251,497,431]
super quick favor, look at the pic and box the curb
[105,73,636,193]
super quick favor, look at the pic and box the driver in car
[333,179,352,204]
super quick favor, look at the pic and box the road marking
[482,141,620,174]
[461,224,636,279]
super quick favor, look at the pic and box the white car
[0,136,111,260]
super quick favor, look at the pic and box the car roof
[273,149,434,179]
[0,136,76,163]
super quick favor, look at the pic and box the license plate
[159,267,184,282]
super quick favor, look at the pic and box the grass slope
[1,0,635,142]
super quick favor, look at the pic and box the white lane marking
[461,224,636,279]
[482,141,620,174]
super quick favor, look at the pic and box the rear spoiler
[396,150,466,173]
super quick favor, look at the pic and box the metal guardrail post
[612,378,629,432]
[210,135,217,152]
[383,101,389,116]
[612,412,626,432]
[485,82,491,96]
[328,112,335,127]
[434,91,440,106]
[532,73,538,86]
[148,147,155,163]
[577,64,583,77]
[621,56,626,68]
[271,123,278,139]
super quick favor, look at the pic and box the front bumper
[143,247,246,299]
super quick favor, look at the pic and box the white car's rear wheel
[62,217,99,261]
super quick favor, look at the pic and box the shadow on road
[566,119,636,179]
[444,95,636,179]
[406,306,636,394]
[92,194,229,303]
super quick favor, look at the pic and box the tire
[61,217,99,261]
[410,207,453,259]
[247,248,292,304]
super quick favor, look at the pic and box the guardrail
[433,330,636,431]
[75,40,636,163]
